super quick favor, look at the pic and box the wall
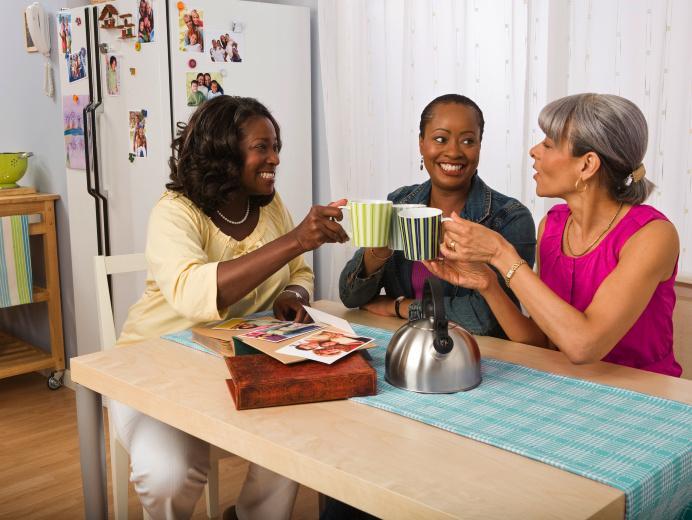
[0,0,83,364]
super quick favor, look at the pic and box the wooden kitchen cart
[0,191,65,389]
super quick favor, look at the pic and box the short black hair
[419,94,485,140]
[109,55,117,66]
[167,96,281,214]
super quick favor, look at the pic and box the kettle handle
[422,277,453,354]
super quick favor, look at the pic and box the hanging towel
[0,215,33,308]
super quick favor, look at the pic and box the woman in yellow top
[112,96,348,520]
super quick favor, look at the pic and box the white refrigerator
[57,0,312,357]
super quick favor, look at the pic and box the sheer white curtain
[317,0,691,299]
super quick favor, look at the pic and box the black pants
[320,497,379,520]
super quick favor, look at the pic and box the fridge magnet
[188,58,196,68]
[128,153,135,163]
[179,8,204,53]
[63,95,88,170]
[129,67,136,75]
[206,28,244,63]
[128,110,148,158]
[105,54,121,96]
[186,71,224,106]
[99,4,120,29]
[23,12,37,52]
[135,41,141,51]
[137,0,154,43]
[177,2,185,11]
[57,13,72,56]
[116,12,136,39]
[76,17,81,26]
[66,47,88,83]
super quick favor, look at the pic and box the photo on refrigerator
[105,54,121,96]
[137,0,154,43]
[66,47,88,83]
[186,72,225,106]
[129,110,148,158]
[57,12,72,55]
[63,95,88,170]
[206,27,244,62]
[179,8,204,52]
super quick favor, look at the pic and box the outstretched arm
[216,200,348,308]
[438,213,678,363]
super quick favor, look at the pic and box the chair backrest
[93,253,148,351]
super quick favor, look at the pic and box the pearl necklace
[217,200,250,225]
[565,202,623,257]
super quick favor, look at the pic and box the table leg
[76,384,108,520]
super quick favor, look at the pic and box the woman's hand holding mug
[292,199,350,251]
[439,212,505,265]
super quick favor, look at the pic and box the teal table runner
[161,329,221,358]
[350,324,692,520]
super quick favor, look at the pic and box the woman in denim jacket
[338,94,536,337]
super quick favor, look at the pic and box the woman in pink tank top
[425,93,681,377]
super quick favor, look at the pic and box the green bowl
[0,152,33,189]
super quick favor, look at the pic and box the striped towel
[0,215,33,307]
[350,323,692,520]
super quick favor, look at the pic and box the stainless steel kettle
[385,277,482,393]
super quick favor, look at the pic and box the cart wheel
[47,372,64,390]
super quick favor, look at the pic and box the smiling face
[529,133,584,198]
[239,116,280,196]
[419,103,482,193]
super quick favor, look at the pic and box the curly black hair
[167,96,282,215]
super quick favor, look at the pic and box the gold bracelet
[504,259,527,287]
[280,289,304,301]
[369,248,393,261]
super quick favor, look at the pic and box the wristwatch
[394,296,405,319]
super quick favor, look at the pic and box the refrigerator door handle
[90,5,110,257]
[83,5,111,258]
[83,6,105,257]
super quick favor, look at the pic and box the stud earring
[420,156,424,171]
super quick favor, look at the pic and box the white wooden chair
[94,254,225,519]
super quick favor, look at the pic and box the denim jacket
[338,174,536,337]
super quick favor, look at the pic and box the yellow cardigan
[117,190,314,346]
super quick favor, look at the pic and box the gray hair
[538,93,654,204]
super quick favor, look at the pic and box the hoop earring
[575,177,588,193]
[420,156,424,171]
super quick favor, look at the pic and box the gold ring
[449,240,456,252]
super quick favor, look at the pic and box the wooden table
[71,300,692,519]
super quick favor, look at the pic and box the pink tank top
[540,204,681,377]
[412,261,434,301]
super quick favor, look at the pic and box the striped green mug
[339,200,393,247]
[389,204,426,250]
[397,207,452,261]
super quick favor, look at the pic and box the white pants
[110,400,299,520]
